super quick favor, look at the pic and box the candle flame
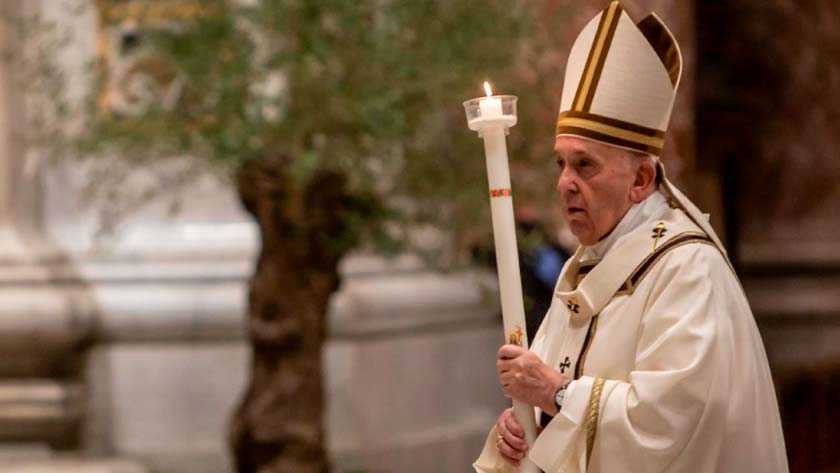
[483,81,493,97]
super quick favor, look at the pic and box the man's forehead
[554,136,620,159]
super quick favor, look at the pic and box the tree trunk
[229,156,353,473]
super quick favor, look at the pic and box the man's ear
[629,159,657,204]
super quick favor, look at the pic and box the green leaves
[44,0,570,263]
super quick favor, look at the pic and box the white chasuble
[474,191,788,473]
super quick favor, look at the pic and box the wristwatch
[554,382,570,411]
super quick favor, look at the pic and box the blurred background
[0,0,837,472]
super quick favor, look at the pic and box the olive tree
[15,0,569,471]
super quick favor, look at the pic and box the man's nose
[556,167,578,194]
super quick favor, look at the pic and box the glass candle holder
[462,95,518,135]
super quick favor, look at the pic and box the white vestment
[474,191,788,473]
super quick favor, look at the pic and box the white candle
[467,82,538,473]
[480,82,503,119]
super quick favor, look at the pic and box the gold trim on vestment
[578,258,601,268]
[570,235,713,382]
[575,314,599,379]
[585,377,606,468]
[615,232,713,296]
[575,259,600,288]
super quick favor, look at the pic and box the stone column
[0,0,93,450]
[0,2,46,254]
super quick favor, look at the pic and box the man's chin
[569,223,596,246]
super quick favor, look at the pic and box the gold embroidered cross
[652,222,667,250]
[566,297,580,314]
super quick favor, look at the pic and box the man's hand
[497,344,571,415]
[495,407,527,467]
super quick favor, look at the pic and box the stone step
[0,458,148,473]
[0,443,148,471]
[0,381,83,446]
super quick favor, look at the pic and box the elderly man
[474,2,788,473]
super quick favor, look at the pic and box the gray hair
[624,150,660,187]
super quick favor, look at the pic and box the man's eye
[556,160,565,170]
[576,159,599,178]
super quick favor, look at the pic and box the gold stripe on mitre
[555,1,683,157]
[572,1,623,112]
[556,113,666,156]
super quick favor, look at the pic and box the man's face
[554,136,638,246]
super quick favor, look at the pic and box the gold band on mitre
[556,1,682,157]
[555,111,666,155]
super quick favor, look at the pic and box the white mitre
[556,0,680,156]
[556,1,728,257]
